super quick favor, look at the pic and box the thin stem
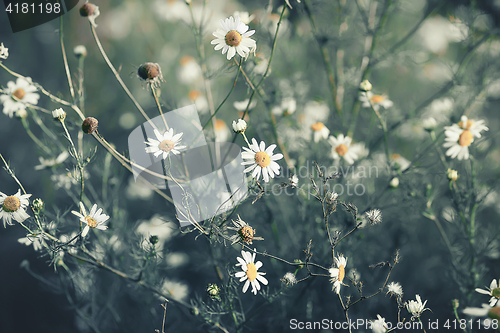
[20,117,51,154]
[60,15,75,102]
[152,88,168,130]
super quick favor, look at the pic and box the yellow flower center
[458,119,474,129]
[311,122,324,132]
[225,30,242,47]
[215,119,226,131]
[371,95,384,104]
[159,140,175,152]
[85,216,97,228]
[12,88,25,101]
[189,90,200,100]
[238,226,255,244]
[335,144,348,156]
[458,130,473,147]
[3,196,21,212]
[246,262,257,282]
[255,151,271,168]
[338,264,345,282]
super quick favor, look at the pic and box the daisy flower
[211,15,256,60]
[34,151,69,170]
[281,272,297,286]
[0,189,31,227]
[386,281,403,298]
[463,304,500,320]
[360,91,393,111]
[329,254,348,294]
[406,294,430,318]
[311,122,330,143]
[145,128,186,160]
[227,215,263,245]
[71,202,109,237]
[241,138,283,182]
[443,115,488,160]
[235,249,268,295]
[476,279,500,307]
[0,77,40,117]
[329,134,361,165]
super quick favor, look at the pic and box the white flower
[153,0,190,23]
[447,168,458,181]
[52,108,66,120]
[177,56,202,85]
[233,11,255,25]
[422,117,437,131]
[329,254,348,294]
[235,249,268,295]
[359,80,372,92]
[211,15,256,60]
[0,42,8,60]
[136,214,176,244]
[443,115,488,160]
[282,272,297,286]
[391,153,411,171]
[234,98,257,111]
[0,189,31,227]
[366,209,382,225]
[290,174,299,187]
[71,202,109,237]
[311,122,330,143]
[241,138,283,182]
[232,119,247,133]
[273,97,297,116]
[0,77,40,117]
[145,128,186,160]
[360,91,394,111]
[386,281,403,297]
[371,314,388,333]
[389,177,399,188]
[160,279,189,301]
[73,45,87,58]
[329,134,361,165]
[18,234,44,251]
[34,151,69,170]
[406,294,430,318]
[214,119,231,142]
[476,279,500,307]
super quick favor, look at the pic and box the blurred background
[1,0,500,332]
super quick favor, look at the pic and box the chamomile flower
[0,77,40,117]
[371,315,388,333]
[71,202,109,237]
[329,134,361,165]
[145,128,186,160]
[0,42,8,60]
[360,91,393,111]
[443,115,488,160]
[0,189,31,227]
[241,138,283,182]
[227,215,263,245]
[406,294,430,318]
[211,15,256,60]
[329,254,348,294]
[476,279,500,307]
[235,249,268,295]
[386,281,404,298]
[311,122,330,143]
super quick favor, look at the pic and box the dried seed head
[137,62,164,89]
[3,196,21,212]
[80,3,97,17]
[82,117,98,134]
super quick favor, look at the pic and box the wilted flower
[232,119,247,133]
[32,198,44,211]
[386,281,404,298]
[82,117,98,134]
[235,249,268,295]
[281,272,297,286]
[137,62,164,89]
[366,209,382,225]
[0,189,31,227]
[241,138,283,182]
[18,234,44,251]
[34,151,69,170]
[0,42,8,60]
[227,215,263,245]
[371,314,388,333]
[211,16,256,60]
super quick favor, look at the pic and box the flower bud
[0,42,8,60]
[52,108,67,121]
[15,108,28,119]
[359,80,372,92]
[149,235,159,245]
[232,119,247,133]
[79,3,100,28]
[73,45,88,58]
[32,198,44,212]
[82,117,98,134]
[422,117,437,131]
[447,169,458,181]
[206,283,220,300]
[389,177,399,188]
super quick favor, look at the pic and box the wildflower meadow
[1,0,500,332]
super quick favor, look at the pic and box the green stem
[21,117,51,154]
[60,15,75,102]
